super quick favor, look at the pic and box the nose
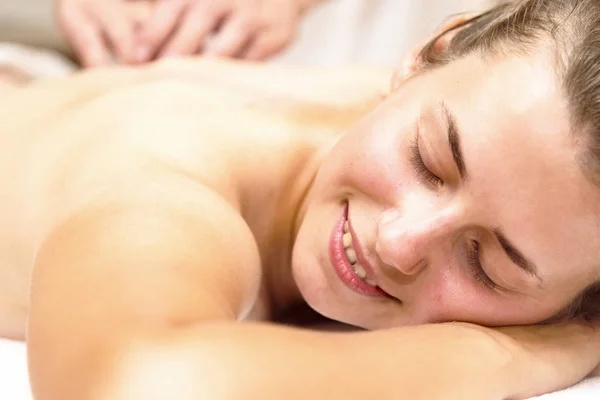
[375,206,460,276]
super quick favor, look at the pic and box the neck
[237,130,339,317]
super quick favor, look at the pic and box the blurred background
[0,0,496,69]
[275,0,495,65]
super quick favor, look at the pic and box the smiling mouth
[342,219,378,287]
[329,201,395,298]
[339,202,401,302]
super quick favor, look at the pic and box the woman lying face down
[8,1,600,399]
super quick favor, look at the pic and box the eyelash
[466,241,499,290]
[409,134,443,187]
[410,132,497,291]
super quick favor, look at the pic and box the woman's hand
[57,0,154,67]
[489,323,600,398]
[134,0,316,63]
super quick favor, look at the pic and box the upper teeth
[343,220,376,286]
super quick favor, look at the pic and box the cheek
[329,125,409,203]
[412,271,543,325]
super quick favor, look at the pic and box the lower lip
[329,203,386,297]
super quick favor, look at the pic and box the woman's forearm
[105,322,526,400]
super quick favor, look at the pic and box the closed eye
[410,131,443,187]
[466,240,502,291]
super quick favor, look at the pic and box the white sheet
[2,338,599,399]
[0,340,31,400]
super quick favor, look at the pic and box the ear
[390,12,478,93]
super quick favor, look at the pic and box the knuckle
[270,33,291,51]
[110,25,130,41]
[237,18,258,34]
[169,0,188,13]
[201,3,228,19]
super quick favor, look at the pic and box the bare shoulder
[27,178,264,398]
[31,179,262,321]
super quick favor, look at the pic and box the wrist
[491,323,600,399]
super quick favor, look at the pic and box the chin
[291,248,330,310]
[289,249,343,322]
[291,200,402,330]
[290,251,384,330]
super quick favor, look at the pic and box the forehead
[418,53,600,289]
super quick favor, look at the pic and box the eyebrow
[438,103,543,285]
[440,102,467,179]
[494,228,543,283]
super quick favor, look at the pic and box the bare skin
[0,58,388,339]
[0,56,599,399]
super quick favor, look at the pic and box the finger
[243,30,290,61]
[203,15,258,58]
[159,4,227,57]
[60,7,112,67]
[89,3,135,64]
[126,1,154,26]
[136,0,188,62]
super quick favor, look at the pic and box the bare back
[0,58,390,340]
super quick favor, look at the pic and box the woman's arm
[27,181,263,400]
[107,321,600,400]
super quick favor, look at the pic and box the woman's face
[292,51,600,330]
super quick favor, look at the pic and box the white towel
[0,42,75,79]
[0,340,31,400]
[2,338,599,400]
[533,377,600,399]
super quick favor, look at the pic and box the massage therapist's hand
[134,0,317,63]
[57,0,154,67]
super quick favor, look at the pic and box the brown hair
[418,0,600,321]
